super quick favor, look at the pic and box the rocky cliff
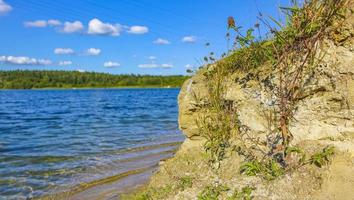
[125,1,354,199]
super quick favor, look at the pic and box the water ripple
[0,88,184,199]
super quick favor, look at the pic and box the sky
[0,0,290,75]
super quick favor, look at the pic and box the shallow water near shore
[0,88,184,199]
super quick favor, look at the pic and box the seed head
[228,16,236,29]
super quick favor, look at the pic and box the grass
[240,145,335,180]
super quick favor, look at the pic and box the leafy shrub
[310,146,335,167]
[240,159,284,180]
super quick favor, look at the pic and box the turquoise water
[0,88,184,199]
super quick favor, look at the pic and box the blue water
[0,88,183,199]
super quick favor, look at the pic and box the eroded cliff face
[179,39,354,152]
[174,19,354,199]
[126,3,354,199]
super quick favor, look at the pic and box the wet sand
[40,142,181,200]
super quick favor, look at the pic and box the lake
[0,88,184,199]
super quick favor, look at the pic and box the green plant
[239,161,263,176]
[198,0,347,177]
[228,186,255,200]
[225,0,349,148]
[197,55,239,164]
[240,159,284,180]
[176,176,193,190]
[310,146,335,167]
[198,185,229,200]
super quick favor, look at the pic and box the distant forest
[0,70,189,89]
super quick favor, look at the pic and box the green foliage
[197,185,229,200]
[197,55,239,164]
[198,0,347,179]
[176,176,193,191]
[0,70,189,89]
[240,159,284,181]
[239,161,263,176]
[310,146,335,168]
[228,186,255,200]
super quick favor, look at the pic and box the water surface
[0,88,183,199]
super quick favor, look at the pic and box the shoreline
[0,86,181,90]
[39,141,183,200]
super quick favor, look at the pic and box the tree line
[0,70,189,89]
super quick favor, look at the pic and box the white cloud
[185,64,193,68]
[59,61,72,66]
[48,19,61,26]
[86,48,101,56]
[77,69,85,73]
[104,61,120,68]
[148,56,157,60]
[0,0,12,15]
[88,18,121,36]
[161,64,173,68]
[38,59,52,65]
[182,36,197,43]
[0,55,52,65]
[138,63,173,69]
[54,48,75,55]
[128,26,149,34]
[62,21,84,33]
[153,38,170,45]
[24,19,61,28]
[24,20,47,28]
[138,63,158,68]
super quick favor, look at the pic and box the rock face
[130,4,354,199]
[179,39,354,153]
[172,9,354,198]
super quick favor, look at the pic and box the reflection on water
[0,88,184,199]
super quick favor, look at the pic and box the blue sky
[0,0,290,75]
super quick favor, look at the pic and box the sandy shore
[39,142,181,200]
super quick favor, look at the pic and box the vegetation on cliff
[0,70,188,89]
[124,0,354,199]
[197,0,349,170]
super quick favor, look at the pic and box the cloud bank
[88,18,122,36]
[138,63,173,69]
[0,55,52,66]
[104,61,120,68]
[153,38,170,45]
[54,48,75,55]
[24,18,149,37]
[182,36,197,43]
[0,0,12,15]
[62,21,84,33]
[59,61,72,66]
[128,26,149,34]
[86,48,101,56]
